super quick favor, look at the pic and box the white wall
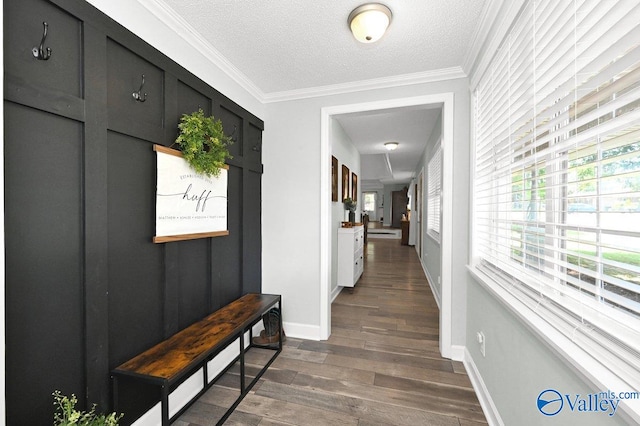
[330,121,360,299]
[263,79,470,345]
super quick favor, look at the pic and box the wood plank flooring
[176,239,487,425]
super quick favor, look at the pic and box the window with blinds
[427,145,442,241]
[473,0,640,392]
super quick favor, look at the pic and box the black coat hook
[229,125,238,143]
[252,135,262,152]
[132,74,147,102]
[32,22,52,61]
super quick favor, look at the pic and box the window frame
[363,191,377,213]
[469,0,640,421]
[427,143,442,242]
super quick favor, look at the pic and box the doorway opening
[320,93,455,359]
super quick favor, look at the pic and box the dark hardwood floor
[176,239,488,425]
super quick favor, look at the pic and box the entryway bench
[111,293,282,426]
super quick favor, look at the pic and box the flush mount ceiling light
[348,3,392,43]
[384,142,399,151]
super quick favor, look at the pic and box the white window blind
[474,0,640,392]
[427,145,442,240]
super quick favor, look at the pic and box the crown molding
[262,67,467,103]
[462,0,502,78]
[137,0,266,102]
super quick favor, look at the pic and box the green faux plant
[175,109,233,177]
[53,391,123,426]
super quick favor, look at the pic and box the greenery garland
[175,109,233,177]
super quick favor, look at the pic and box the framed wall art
[341,164,350,201]
[331,156,339,202]
[352,173,358,201]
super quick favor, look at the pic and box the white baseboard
[463,347,503,426]
[420,258,441,309]
[282,321,322,341]
[331,285,343,303]
[450,344,465,362]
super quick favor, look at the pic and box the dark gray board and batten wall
[4,0,264,423]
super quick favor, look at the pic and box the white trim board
[283,321,322,341]
[264,68,466,103]
[421,257,441,311]
[331,285,343,304]
[464,347,504,426]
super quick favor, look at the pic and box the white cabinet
[337,225,364,287]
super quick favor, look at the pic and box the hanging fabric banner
[153,145,229,243]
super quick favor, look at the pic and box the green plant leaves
[53,390,124,426]
[175,109,233,177]
[343,197,357,212]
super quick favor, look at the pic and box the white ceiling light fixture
[384,142,399,151]
[348,3,393,43]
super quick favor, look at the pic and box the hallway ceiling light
[384,142,399,151]
[348,3,392,43]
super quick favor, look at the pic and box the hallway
[177,239,487,425]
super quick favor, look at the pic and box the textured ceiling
[153,0,488,185]
[159,0,487,95]
[335,106,442,186]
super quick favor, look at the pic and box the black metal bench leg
[161,384,169,426]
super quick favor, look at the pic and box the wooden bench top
[112,293,280,383]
